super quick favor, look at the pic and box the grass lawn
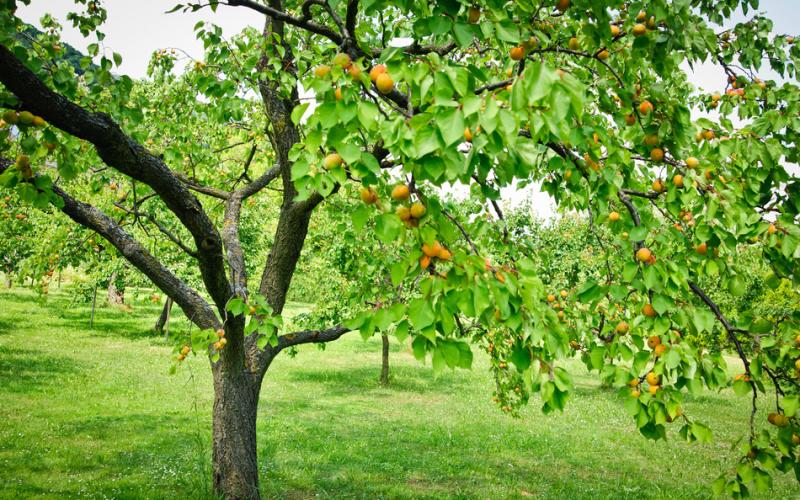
[0,286,797,499]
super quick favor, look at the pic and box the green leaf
[510,344,531,371]
[336,142,361,164]
[375,213,402,244]
[390,261,407,287]
[435,108,465,146]
[412,336,428,361]
[408,298,435,330]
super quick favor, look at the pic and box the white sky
[16,0,799,219]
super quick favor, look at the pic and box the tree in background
[2,1,800,498]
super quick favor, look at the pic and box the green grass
[0,287,797,499]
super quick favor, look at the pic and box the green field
[0,287,797,499]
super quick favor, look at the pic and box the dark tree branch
[620,188,660,200]
[0,160,219,329]
[175,172,232,199]
[238,164,282,199]
[0,43,232,313]
[345,0,359,36]
[225,0,344,45]
[275,324,350,351]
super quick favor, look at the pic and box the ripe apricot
[556,0,570,12]
[323,153,343,170]
[673,174,684,188]
[464,127,473,142]
[348,64,362,78]
[646,371,660,385]
[333,52,351,68]
[360,187,378,204]
[391,184,410,201]
[314,65,331,78]
[510,46,525,61]
[422,242,439,258]
[419,255,431,268]
[685,157,699,169]
[636,247,652,262]
[654,344,668,357]
[650,148,664,162]
[615,321,629,335]
[375,73,394,94]
[647,336,661,349]
[608,211,620,222]
[642,303,656,317]
[695,242,708,255]
[632,24,647,36]
[568,37,580,51]
[369,64,387,82]
[409,202,426,218]
[638,100,654,115]
[396,206,411,221]
[596,49,610,60]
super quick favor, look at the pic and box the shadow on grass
[0,318,15,335]
[285,364,473,397]
[0,347,81,392]
[0,289,40,305]
[4,412,215,499]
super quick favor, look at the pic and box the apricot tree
[2,0,800,498]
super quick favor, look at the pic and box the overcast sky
[15,0,799,218]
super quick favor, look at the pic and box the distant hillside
[20,25,95,75]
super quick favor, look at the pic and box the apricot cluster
[419,240,451,269]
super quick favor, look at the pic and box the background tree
[2,1,800,499]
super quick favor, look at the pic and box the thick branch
[0,43,232,312]
[222,195,248,297]
[226,0,343,45]
[275,324,350,351]
[0,161,219,329]
[345,0,359,36]
[175,172,231,200]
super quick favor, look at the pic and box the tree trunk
[107,271,124,305]
[154,297,173,336]
[212,364,261,499]
[380,333,390,386]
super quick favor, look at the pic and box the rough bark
[155,297,173,335]
[0,44,232,316]
[380,333,390,385]
[212,361,261,500]
[107,271,124,305]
